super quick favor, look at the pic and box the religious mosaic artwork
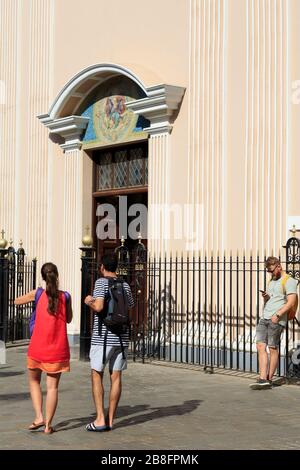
[81,95,148,147]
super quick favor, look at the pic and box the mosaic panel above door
[81,94,149,148]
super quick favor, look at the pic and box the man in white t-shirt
[250,256,298,390]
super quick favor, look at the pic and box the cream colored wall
[0,0,54,260]
[53,0,188,91]
[289,0,300,224]
[186,0,299,256]
[1,0,300,337]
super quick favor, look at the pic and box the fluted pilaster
[0,0,18,239]
[187,0,226,253]
[61,149,83,335]
[244,0,288,253]
[25,0,54,261]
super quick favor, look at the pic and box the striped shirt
[91,277,134,347]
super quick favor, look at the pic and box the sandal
[86,422,110,432]
[28,421,45,430]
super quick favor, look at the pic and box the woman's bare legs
[28,368,44,425]
[45,372,61,432]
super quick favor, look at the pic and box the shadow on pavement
[55,405,151,432]
[0,392,31,401]
[115,400,202,429]
[0,371,24,378]
[54,401,202,432]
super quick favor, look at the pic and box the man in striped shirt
[84,253,134,432]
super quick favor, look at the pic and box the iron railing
[79,237,300,378]
[0,244,37,343]
[145,254,300,377]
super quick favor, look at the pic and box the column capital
[126,84,185,136]
[37,115,89,151]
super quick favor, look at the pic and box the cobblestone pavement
[1,346,300,450]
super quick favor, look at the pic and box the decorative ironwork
[284,236,300,282]
[115,236,130,277]
[0,239,36,343]
[134,234,147,270]
[0,229,8,249]
[79,246,97,360]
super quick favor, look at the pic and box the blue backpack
[29,288,70,337]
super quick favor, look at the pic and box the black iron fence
[145,252,300,378]
[80,236,300,378]
[0,244,37,343]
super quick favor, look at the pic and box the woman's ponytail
[41,263,59,314]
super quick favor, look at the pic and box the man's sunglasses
[266,265,279,274]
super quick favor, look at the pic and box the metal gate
[0,241,37,343]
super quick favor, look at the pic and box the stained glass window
[95,143,148,191]
[98,152,112,189]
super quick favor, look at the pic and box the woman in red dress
[15,262,72,434]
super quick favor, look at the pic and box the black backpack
[98,277,129,363]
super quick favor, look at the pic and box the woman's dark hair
[101,253,118,273]
[41,263,59,314]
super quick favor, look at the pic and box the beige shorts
[89,344,128,372]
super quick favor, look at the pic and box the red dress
[27,290,70,373]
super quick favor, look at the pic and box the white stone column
[148,132,170,256]
[62,146,83,342]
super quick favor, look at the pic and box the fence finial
[82,226,93,247]
[290,225,297,236]
[0,230,7,249]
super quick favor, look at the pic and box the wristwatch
[276,313,280,319]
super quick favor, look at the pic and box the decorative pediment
[38,64,185,151]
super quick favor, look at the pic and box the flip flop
[28,421,45,430]
[86,422,110,432]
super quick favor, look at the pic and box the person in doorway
[15,262,72,433]
[84,253,134,432]
[249,256,298,390]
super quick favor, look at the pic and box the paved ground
[1,345,300,450]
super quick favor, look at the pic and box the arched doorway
[76,75,149,262]
[38,63,185,351]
